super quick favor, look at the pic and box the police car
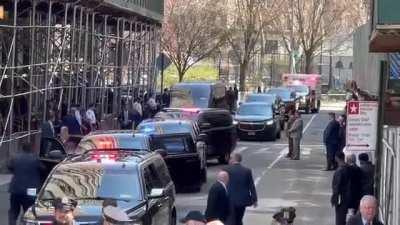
[23,150,177,225]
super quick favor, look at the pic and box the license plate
[248,132,256,136]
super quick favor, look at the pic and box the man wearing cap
[102,205,133,225]
[180,211,207,225]
[53,197,77,225]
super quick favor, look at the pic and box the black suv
[23,151,177,225]
[164,82,237,164]
[137,119,207,191]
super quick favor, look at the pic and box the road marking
[234,146,248,154]
[254,114,318,187]
[253,147,270,154]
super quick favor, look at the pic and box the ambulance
[281,74,321,113]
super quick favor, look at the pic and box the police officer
[53,197,77,225]
[102,205,133,225]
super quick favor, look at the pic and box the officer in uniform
[53,197,77,225]
[102,205,133,225]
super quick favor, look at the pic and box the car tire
[305,106,310,114]
[277,130,281,139]
[218,152,230,164]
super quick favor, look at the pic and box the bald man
[346,195,383,225]
[205,171,230,223]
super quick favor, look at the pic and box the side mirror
[155,149,167,157]
[47,150,66,160]
[148,188,165,199]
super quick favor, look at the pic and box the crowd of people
[322,112,381,225]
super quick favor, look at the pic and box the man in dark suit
[62,108,82,135]
[205,171,230,223]
[224,153,257,225]
[346,154,363,212]
[324,112,340,170]
[40,110,56,157]
[358,153,375,196]
[347,195,383,225]
[331,152,352,225]
[8,142,45,225]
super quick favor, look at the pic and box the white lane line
[254,114,318,187]
[234,146,248,154]
[253,147,271,154]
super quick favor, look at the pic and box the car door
[143,162,170,225]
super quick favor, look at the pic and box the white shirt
[133,102,143,116]
[86,109,96,124]
[218,181,228,194]
[74,110,82,126]
[362,217,372,225]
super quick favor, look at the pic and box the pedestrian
[233,85,239,111]
[80,108,91,135]
[338,114,347,152]
[205,171,230,223]
[180,211,207,225]
[162,88,171,108]
[40,110,56,157]
[285,110,295,159]
[86,103,97,131]
[102,205,133,225]
[133,98,143,117]
[346,195,383,225]
[323,112,340,170]
[257,86,262,93]
[119,105,134,130]
[358,153,375,196]
[224,153,257,225]
[8,142,44,225]
[52,197,77,225]
[288,111,303,160]
[346,154,363,213]
[62,108,82,135]
[331,152,352,225]
[226,87,234,112]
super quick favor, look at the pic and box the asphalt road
[175,109,337,225]
[0,105,342,225]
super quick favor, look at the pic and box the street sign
[156,53,171,71]
[346,101,378,152]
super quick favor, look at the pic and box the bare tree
[273,0,367,74]
[161,0,226,82]
[225,0,279,91]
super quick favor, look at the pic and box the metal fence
[379,126,400,225]
[0,0,161,155]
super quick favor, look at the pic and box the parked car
[166,82,237,164]
[234,102,281,141]
[137,119,207,190]
[23,150,177,225]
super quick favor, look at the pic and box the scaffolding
[0,0,162,154]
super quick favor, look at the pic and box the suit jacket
[331,164,352,207]
[225,163,258,207]
[360,162,375,195]
[41,120,55,138]
[324,120,340,145]
[62,115,82,135]
[348,165,364,209]
[8,152,44,195]
[289,118,303,139]
[346,213,383,225]
[205,182,230,222]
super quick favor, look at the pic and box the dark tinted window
[151,136,195,154]
[40,164,141,201]
[238,104,273,117]
[246,94,275,103]
[287,85,309,94]
[143,163,164,195]
[267,89,291,101]
[137,122,192,135]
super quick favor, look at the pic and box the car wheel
[218,152,230,164]
[277,130,281,139]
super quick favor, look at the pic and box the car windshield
[170,85,211,108]
[287,85,309,94]
[267,89,291,101]
[238,104,273,117]
[40,163,142,202]
[246,94,275,103]
[137,122,192,135]
[76,135,148,153]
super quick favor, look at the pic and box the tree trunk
[304,51,313,74]
[178,70,185,82]
[239,61,248,92]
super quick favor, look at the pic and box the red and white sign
[346,101,378,152]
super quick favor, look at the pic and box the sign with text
[346,101,378,152]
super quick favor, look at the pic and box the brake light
[91,151,118,161]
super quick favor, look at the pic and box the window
[154,160,171,186]
[143,163,164,195]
